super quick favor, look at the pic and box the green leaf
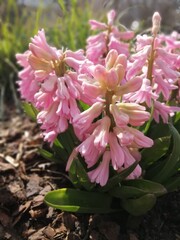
[100,161,138,192]
[141,136,170,169]
[69,161,82,189]
[109,186,146,199]
[164,176,180,192]
[79,101,90,111]
[174,112,180,124]
[121,194,156,216]
[123,179,167,197]
[44,188,113,213]
[174,112,180,133]
[109,179,166,199]
[151,124,180,183]
[57,127,77,155]
[39,148,57,162]
[52,138,69,163]
[39,139,69,164]
[69,158,95,191]
[22,102,38,121]
[147,123,170,139]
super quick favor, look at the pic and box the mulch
[0,110,180,240]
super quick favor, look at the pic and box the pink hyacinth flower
[73,102,104,140]
[16,51,39,103]
[154,73,178,101]
[110,104,129,127]
[125,78,158,107]
[66,148,78,171]
[93,116,111,149]
[73,116,111,170]
[29,29,58,61]
[153,101,180,123]
[34,74,57,109]
[119,147,142,179]
[88,151,111,186]
[107,9,116,26]
[114,126,153,148]
[117,103,151,126]
[76,134,101,168]
[86,10,132,64]
[109,132,125,170]
[111,103,150,127]
[108,35,130,56]
[86,33,107,64]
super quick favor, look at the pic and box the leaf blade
[121,194,156,216]
[44,188,113,213]
[151,124,180,183]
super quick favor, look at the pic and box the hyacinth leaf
[39,139,68,163]
[145,159,166,180]
[174,112,180,133]
[151,124,180,183]
[123,179,167,197]
[53,138,64,149]
[69,158,95,191]
[148,123,170,139]
[52,138,69,163]
[109,179,166,199]
[164,176,180,192]
[174,112,180,124]
[121,194,156,216]
[100,161,138,192]
[38,133,68,163]
[44,188,113,213]
[69,159,82,189]
[57,130,76,155]
[109,186,146,199]
[39,148,57,162]
[75,159,95,191]
[79,100,90,111]
[141,136,170,169]
[22,102,38,121]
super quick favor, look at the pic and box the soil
[0,110,180,240]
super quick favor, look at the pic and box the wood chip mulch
[0,112,180,240]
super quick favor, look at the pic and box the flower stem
[147,37,155,82]
[105,90,115,130]
[143,101,155,134]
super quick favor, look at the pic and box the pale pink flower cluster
[17,11,180,186]
[86,10,134,64]
[125,12,180,123]
[67,49,153,186]
[158,31,180,101]
[17,29,85,143]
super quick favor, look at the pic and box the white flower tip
[152,12,161,35]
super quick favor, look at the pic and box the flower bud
[152,12,161,36]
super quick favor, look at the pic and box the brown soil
[0,111,180,240]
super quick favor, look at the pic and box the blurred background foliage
[0,0,179,119]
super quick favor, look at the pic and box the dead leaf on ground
[26,174,42,197]
[0,162,15,172]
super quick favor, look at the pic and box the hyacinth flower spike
[16,29,87,143]
[86,9,134,64]
[69,49,153,186]
[126,12,180,124]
